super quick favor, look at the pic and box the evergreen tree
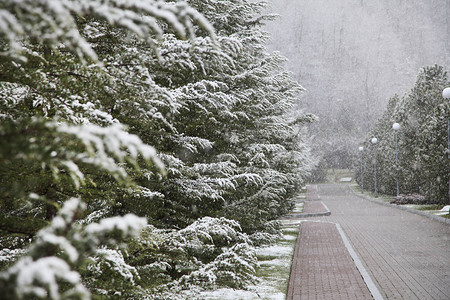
[357,65,449,203]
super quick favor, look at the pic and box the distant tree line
[267,0,450,175]
[356,65,449,204]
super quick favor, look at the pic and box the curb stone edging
[350,187,450,226]
[283,211,331,218]
[335,223,384,300]
[283,201,331,218]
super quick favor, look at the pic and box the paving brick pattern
[303,201,328,215]
[308,184,450,300]
[287,221,373,300]
[306,185,321,201]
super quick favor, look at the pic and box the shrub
[390,193,427,205]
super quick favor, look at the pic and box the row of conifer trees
[0,1,315,298]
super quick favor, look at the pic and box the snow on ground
[198,285,286,300]
[283,234,297,241]
[339,177,352,182]
[255,244,293,258]
[440,205,450,212]
[435,212,449,216]
[199,288,264,300]
[279,219,302,226]
[259,258,291,268]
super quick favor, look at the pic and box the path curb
[283,201,331,218]
[335,223,384,300]
[351,188,450,226]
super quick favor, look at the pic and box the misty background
[265,0,450,172]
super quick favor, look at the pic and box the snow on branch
[52,122,164,182]
[179,217,247,246]
[192,161,235,176]
[228,173,264,186]
[0,198,147,299]
[84,214,147,242]
[4,256,89,300]
[174,178,224,202]
[175,135,214,154]
[0,0,216,62]
[88,248,140,285]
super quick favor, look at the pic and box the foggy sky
[264,0,450,166]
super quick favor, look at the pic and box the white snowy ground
[198,218,301,299]
[437,205,450,215]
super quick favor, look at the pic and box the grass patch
[250,224,299,299]
[415,204,444,211]
[350,185,450,219]
[349,184,395,203]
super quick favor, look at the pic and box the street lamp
[371,137,378,198]
[392,123,400,197]
[443,88,450,158]
[442,87,450,206]
[359,146,364,193]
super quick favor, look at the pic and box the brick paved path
[287,221,373,299]
[303,201,329,215]
[301,184,450,299]
[285,201,331,219]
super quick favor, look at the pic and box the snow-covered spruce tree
[189,0,316,233]
[77,0,317,233]
[74,0,316,295]
[0,0,216,232]
[357,65,449,203]
[129,0,317,233]
[0,0,223,298]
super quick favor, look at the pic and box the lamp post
[371,137,378,198]
[442,87,450,206]
[359,146,364,193]
[392,123,400,197]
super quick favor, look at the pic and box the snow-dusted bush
[249,220,283,246]
[121,216,258,297]
[179,243,257,289]
[390,194,428,205]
